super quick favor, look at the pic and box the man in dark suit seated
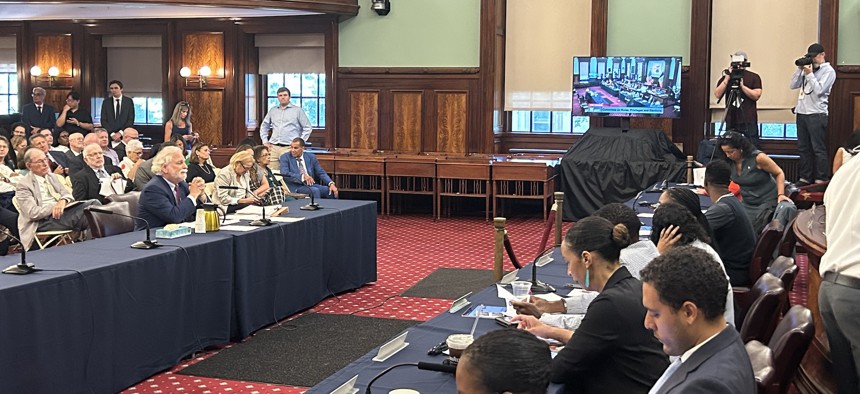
[71,143,134,203]
[703,160,756,286]
[641,246,755,394]
[66,132,102,176]
[279,137,338,200]
[137,146,208,230]
[21,87,56,136]
[29,134,66,175]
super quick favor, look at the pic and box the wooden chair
[745,305,814,394]
[84,201,135,239]
[738,273,785,343]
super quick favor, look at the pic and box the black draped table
[308,249,571,394]
[0,199,377,394]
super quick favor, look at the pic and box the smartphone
[495,316,516,328]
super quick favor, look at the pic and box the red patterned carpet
[121,214,546,394]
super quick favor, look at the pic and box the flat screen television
[572,56,682,118]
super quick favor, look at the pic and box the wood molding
[590,0,608,56]
[478,0,505,153]
[820,0,838,66]
[338,67,480,75]
[26,0,359,16]
[836,65,860,75]
[673,0,712,156]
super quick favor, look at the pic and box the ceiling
[0,2,317,21]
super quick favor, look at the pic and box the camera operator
[789,43,836,186]
[715,50,762,149]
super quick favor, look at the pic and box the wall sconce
[371,0,391,15]
[180,66,212,88]
[30,65,60,86]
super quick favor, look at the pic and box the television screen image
[572,56,682,118]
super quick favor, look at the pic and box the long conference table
[0,199,377,394]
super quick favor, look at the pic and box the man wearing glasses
[22,87,57,136]
[56,91,94,136]
[71,143,134,203]
[15,148,99,250]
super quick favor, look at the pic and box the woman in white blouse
[214,150,270,213]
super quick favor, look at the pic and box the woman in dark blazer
[513,216,669,393]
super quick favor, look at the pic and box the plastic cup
[446,333,474,358]
[511,280,532,302]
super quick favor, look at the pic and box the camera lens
[795,56,813,67]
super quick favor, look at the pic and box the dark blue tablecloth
[308,249,570,394]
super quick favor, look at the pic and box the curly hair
[650,202,711,247]
[592,203,640,245]
[461,328,551,394]
[640,245,728,320]
[565,216,630,262]
[662,188,718,251]
[717,131,756,158]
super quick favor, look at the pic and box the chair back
[744,341,775,392]
[778,215,799,257]
[767,305,814,393]
[768,256,798,292]
[739,273,785,343]
[106,191,141,217]
[750,220,784,282]
[84,201,135,238]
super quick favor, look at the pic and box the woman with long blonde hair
[164,101,199,144]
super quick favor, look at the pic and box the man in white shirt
[819,154,860,393]
[641,246,754,394]
[259,87,312,169]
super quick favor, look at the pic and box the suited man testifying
[137,146,208,230]
[21,87,57,135]
[279,137,338,200]
[71,143,134,203]
[99,80,135,143]
[641,246,755,394]
[15,148,98,250]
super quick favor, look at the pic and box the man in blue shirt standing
[260,87,312,170]
[789,43,836,185]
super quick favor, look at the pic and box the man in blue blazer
[137,146,208,230]
[641,246,756,394]
[279,137,338,200]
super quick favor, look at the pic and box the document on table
[219,225,257,232]
[268,217,304,223]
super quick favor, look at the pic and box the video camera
[725,54,750,90]
[795,55,813,67]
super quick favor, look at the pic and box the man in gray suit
[15,148,98,250]
[641,246,755,394]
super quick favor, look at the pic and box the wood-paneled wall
[336,68,480,153]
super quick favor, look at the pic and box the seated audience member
[658,187,719,253]
[186,143,216,183]
[134,144,163,191]
[29,133,66,174]
[168,134,187,155]
[0,136,19,210]
[114,127,139,162]
[0,206,19,255]
[15,148,98,250]
[279,137,338,200]
[252,145,294,206]
[819,149,860,393]
[137,146,207,230]
[214,150,269,213]
[703,160,756,286]
[718,131,789,233]
[832,128,860,175]
[71,143,134,203]
[119,139,144,180]
[641,246,756,393]
[512,216,669,393]
[651,203,735,326]
[11,135,28,167]
[64,132,84,161]
[10,122,27,138]
[66,132,101,176]
[54,130,71,153]
[96,128,120,166]
[513,203,658,328]
[456,329,552,394]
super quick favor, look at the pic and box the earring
[585,269,590,288]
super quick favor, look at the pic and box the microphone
[364,362,456,394]
[0,228,39,275]
[649,179,668,193]
[87,207,160,249]
[300,188,320,211]
[219,185,271,225]
[530,247,556,293]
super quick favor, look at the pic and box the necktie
[42,177,62,202]
[115,98,120,117]
[649,357,682,394]
[97,169,108,180]
[36,105,42,113]
[297,158,308,184]
[174,185,181,205]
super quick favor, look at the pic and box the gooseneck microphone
[219,185,272,225]
[365,362,456,393]
[87,207,160,249]
[0,228,39,275]
[530,247,556,293]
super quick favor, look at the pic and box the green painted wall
[838,0,860,65]
[339,0,480,67]
[606,0,691,64]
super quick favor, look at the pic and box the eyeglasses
[28,158,49,165]
[86,152,103,157]
[241,163,254,170]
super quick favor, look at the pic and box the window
[266,73,326,128]
[511,110,589,134]
[712,122,797,140]
[0,71,16,115]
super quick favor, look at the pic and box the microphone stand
[87,207,160,249]
[530,247,556,293]
[247,188,272,227]
[0,228,39,275]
